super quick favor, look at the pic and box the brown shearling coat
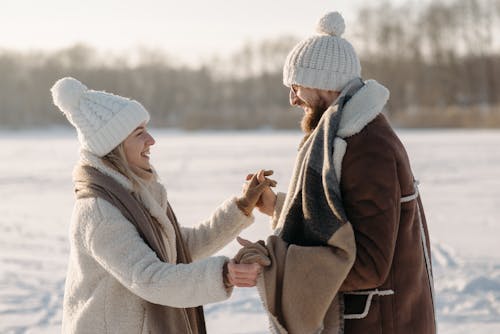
[270,80,436,333]
[340,113,436,334]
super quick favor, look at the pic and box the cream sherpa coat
[62,151,254,334]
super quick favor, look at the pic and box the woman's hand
[223,237,270,288]
[245,170,277,216]
[224,260,262,288]
[236,169,277,216]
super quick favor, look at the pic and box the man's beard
[300,102,329,135]
[301,107,323,134]
[297,105,327,148]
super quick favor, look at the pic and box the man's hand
[237,169,277,216]
[245,170,277,216]
[234,236,271,267]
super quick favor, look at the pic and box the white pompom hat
[283,11,361,91]
[51,77,150,157]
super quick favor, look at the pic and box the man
[253,11,436,334]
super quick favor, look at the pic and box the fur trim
[337,80,390,138]
[343,289,394,319]
[333,137,347,181]
[331,80,389,183]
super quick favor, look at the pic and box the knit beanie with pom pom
[283,11,361,91]
[51,77,150,157]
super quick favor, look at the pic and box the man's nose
[289,91,299,106]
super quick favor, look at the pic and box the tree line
[0,0,499,129]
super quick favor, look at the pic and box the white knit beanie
[283,11,361,91]
[51,77,150,157]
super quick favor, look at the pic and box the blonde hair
[102,144,157,193]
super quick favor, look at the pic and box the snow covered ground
[0,128,499,333]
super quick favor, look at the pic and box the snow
[0,128,499,333]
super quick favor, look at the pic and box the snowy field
[1,128,500,333]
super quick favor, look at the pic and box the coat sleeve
[79,197,231,308]
[180,197,254,260]
[339,135,401,291]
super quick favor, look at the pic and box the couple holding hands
[55,12,435,334]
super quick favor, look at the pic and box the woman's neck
[130,165,154,182]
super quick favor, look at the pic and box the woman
[51,77,275,334]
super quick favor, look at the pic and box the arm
[181,197,254,260]
[181,171,276,259]
[340,138,401,291]
[79,198,231,307]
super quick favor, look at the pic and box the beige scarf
[74,165,206,334]
[236,225,354,334]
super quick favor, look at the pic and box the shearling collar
[336,80,390,138]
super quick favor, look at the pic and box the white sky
[1,0,407,65]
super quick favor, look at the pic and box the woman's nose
[146,133,156,146]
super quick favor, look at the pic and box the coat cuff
[206,256,234,301]
[225,196,255,228]
[271,192,287,230]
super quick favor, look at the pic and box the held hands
[224,237,271,288]
[226,170,277,288]
[236,170,277,216]
[224,260,261,288]
[245,170,278,216]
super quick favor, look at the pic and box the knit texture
[62,150,255,333]
[283,11,361,91]
[51,77,150,157]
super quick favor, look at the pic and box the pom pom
[316,11,345,37]
[51,77,88,114]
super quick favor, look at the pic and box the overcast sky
[1,0,411,65]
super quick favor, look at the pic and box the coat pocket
[343,289,394,319]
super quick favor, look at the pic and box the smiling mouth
[141,151,150,159]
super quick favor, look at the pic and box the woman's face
[123,122,156,171]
